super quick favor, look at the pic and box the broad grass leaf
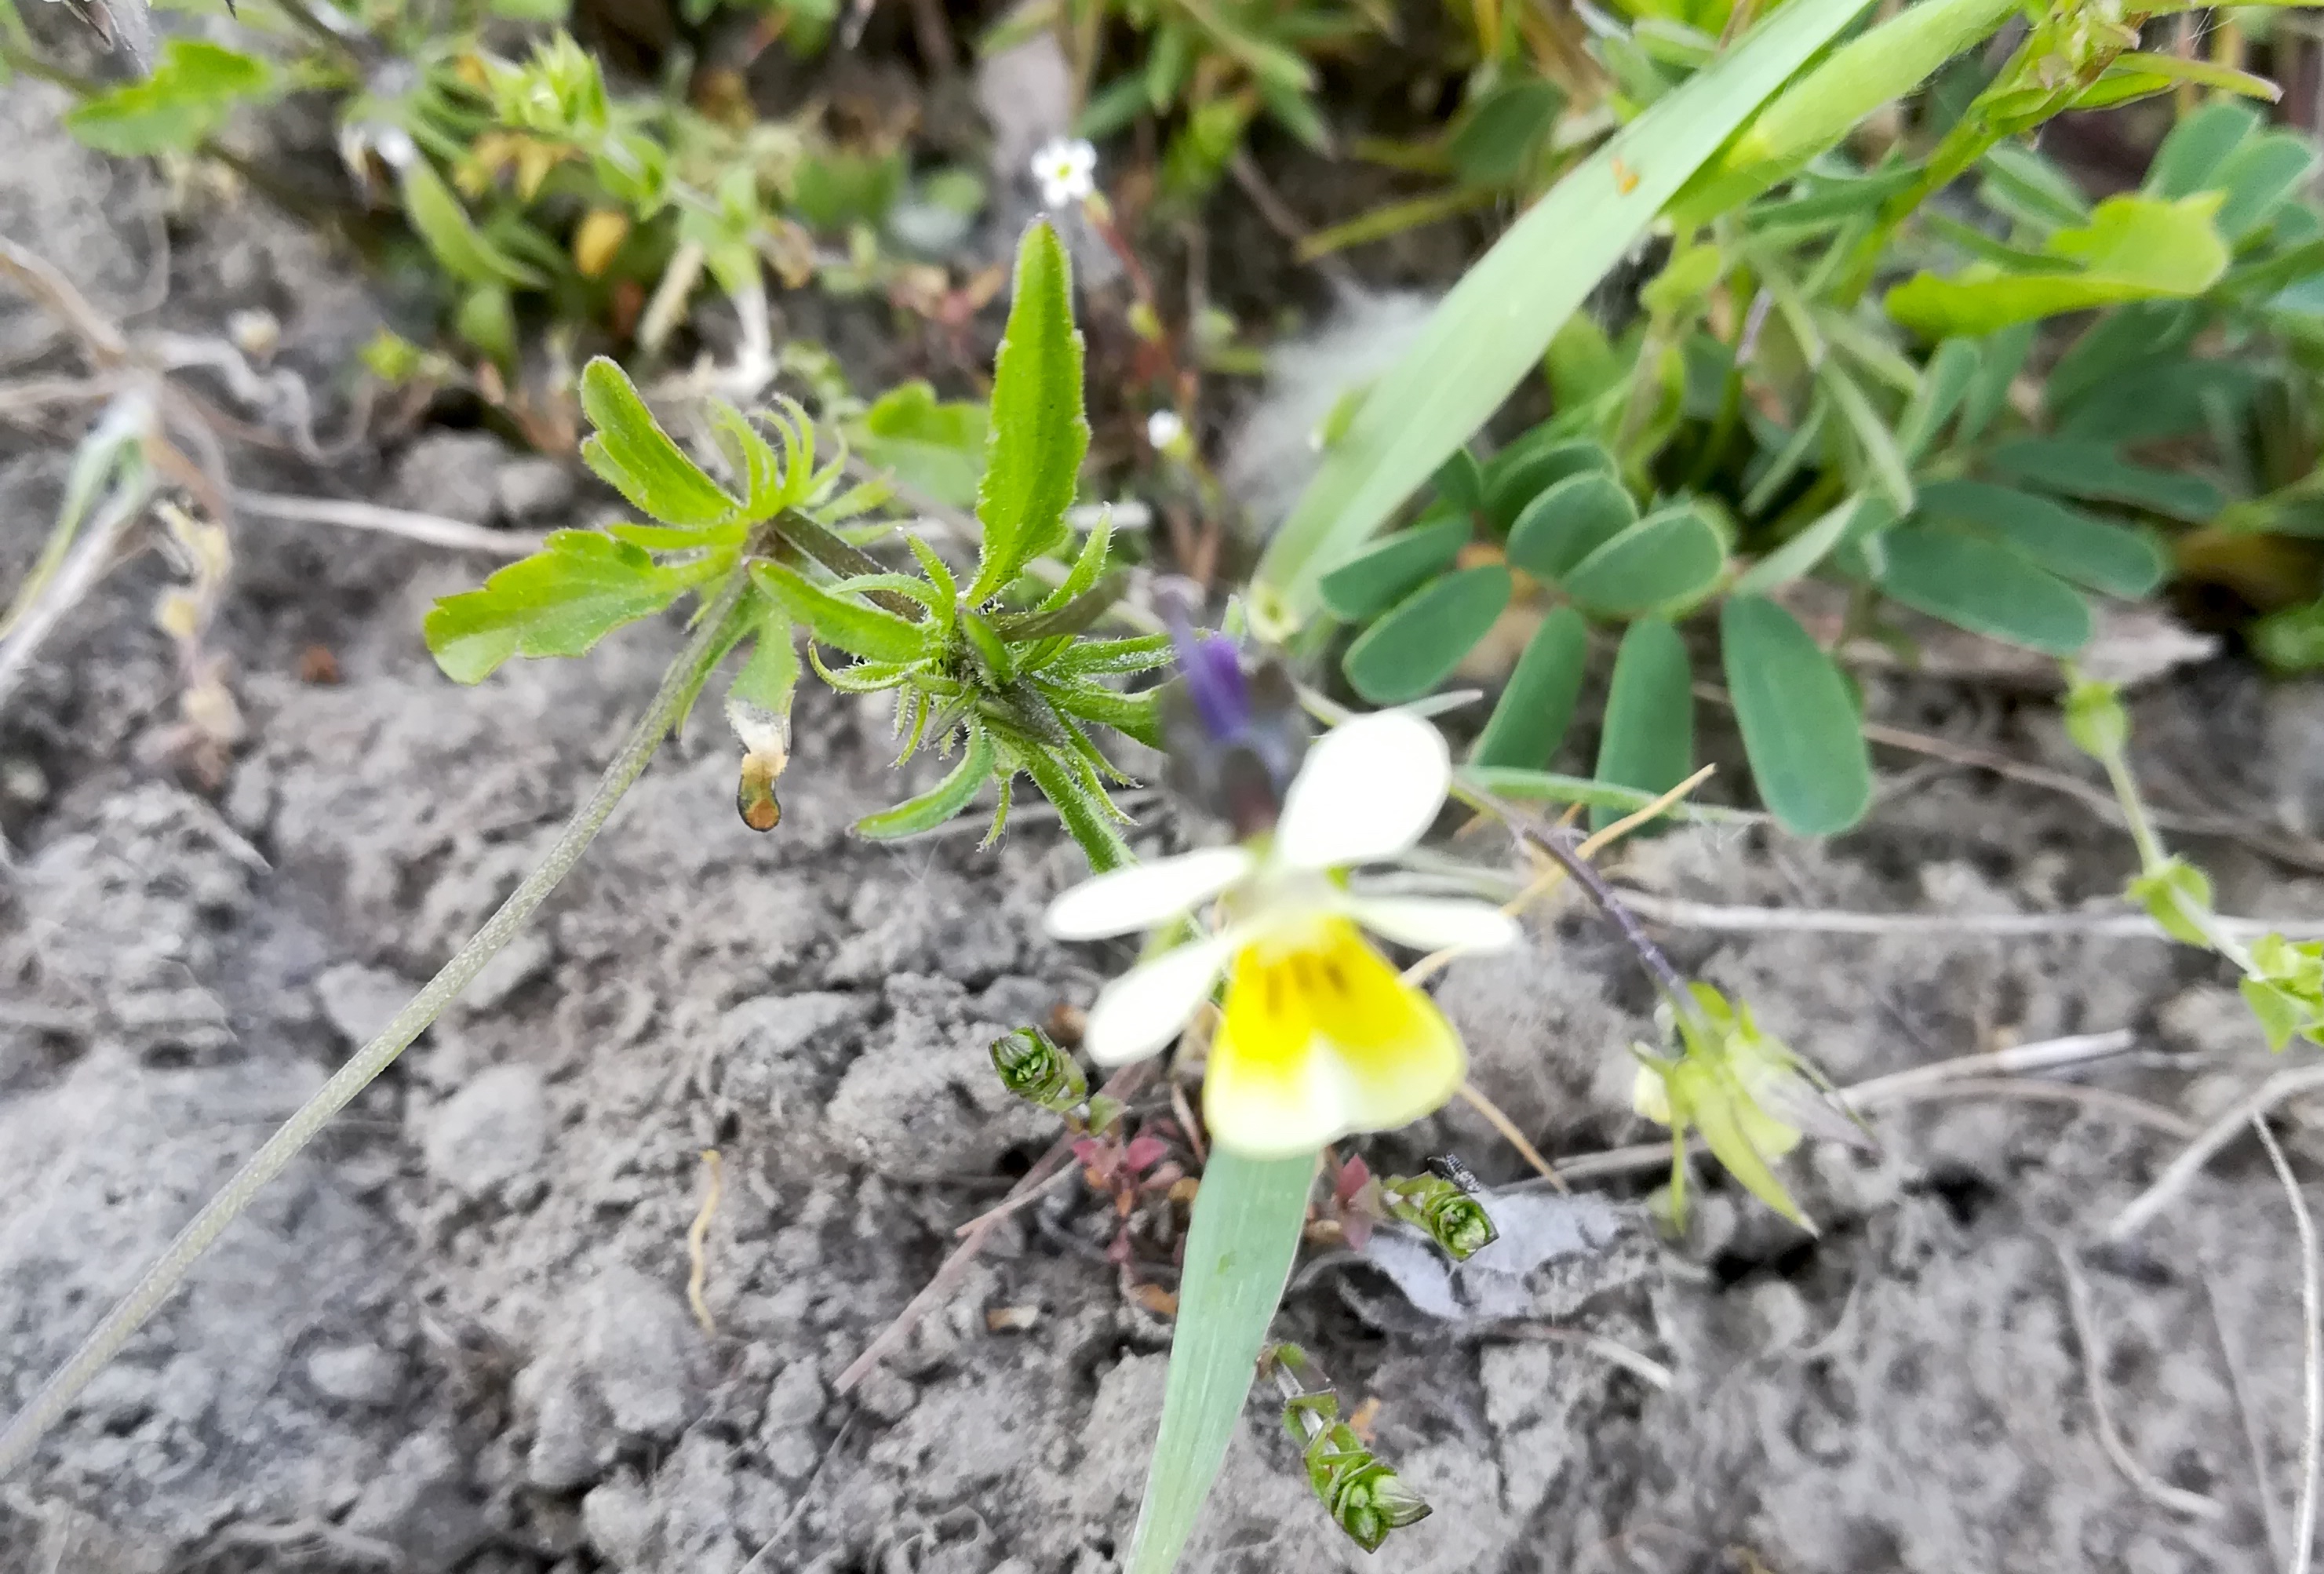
[1341,565,1513,704]
[1251,0,1878,624]
[1473,606,1589,769]
[1505,472,1637,579]
[1875,524,2093,654]
[1318,516,1473,621]
[969,221,1089,602]
[1721,596,1870,835]
[1914,479,2165,597]
[1674,0,2019,221]
[425,531,723,683]
[1126,1150,1316,1574]
[577,358,741,528]
[1561,504,1726,614]
[1592,616,1695,833]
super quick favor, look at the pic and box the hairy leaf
[857,727,996,838]
[425,531,724,683]
[577,359,742,528]
[750,562,931,664]
[969,222,1089,602]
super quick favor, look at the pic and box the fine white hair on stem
[2257,1118,2322,1574]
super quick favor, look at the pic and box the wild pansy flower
[1044,625,1517,1157]
[1031,137,1098,209]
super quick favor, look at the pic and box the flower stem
[0,572,749,1479]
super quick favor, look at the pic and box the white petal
[1082,935,1236,1065]
[1044,847,1255,940]
[1347,896,1521,954]
[1273,709,1452,869]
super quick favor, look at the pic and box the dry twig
[2258,1119,2322,1574]
[686,1149,723,1336]
[2102,1064,2324,1244]
[2053,1237,2228,1522]
[236,490,545,557]
[1614,888,2324,943]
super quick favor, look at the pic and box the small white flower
[1044,709,1520,1157]
[1030,137,1098,210]
[1146,409,1186,454]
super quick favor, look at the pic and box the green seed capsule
[989,1026,1087,1115]
[1383,1171,1499,1261]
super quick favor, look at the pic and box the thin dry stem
[1455,1082,1566,1190]
[2102,1064,2324,1244]
[1487,1322,1674,1390]
[2053,1238,2227,1521]
[687,1149,724,1336]
[2258,1118,2322,1574]
[1614,888,2324,943]
[237,490,546,557]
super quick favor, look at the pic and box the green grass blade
[1127,1149,1317,1574]
[1250,0,1874,625]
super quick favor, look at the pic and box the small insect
[727,698,790,834]
[1613,157,1641,195]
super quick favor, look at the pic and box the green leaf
[1953,322,2032,444]
[577,358,742,529]
[2145,100,2261,201]
[2130,857,2216,946]
[1251,0,1878,624]
[424,531,723,683]
[1561,504,1726,615]
[1981,439,2224,521]
[398,160,549,290]
[1448,78,1565,188]
[1674,0,2019,221]
[1820,366,1915,513]
[968,221,1088,603]
[857,726,996,838]
[1914,479,2164,597]
[2213,132,2320,242]
[1721,596,1870,836]
[1894,337,1980,461]
[1483,438,1615,529]
[1431,450,1487,514]
[1019,746,1134,871]
[1318,516,1472,621]
[1592,616,1694,833]
[1734,494,1892,593]
[1884,195,2230,338]
[1341,566,1512,705]
[1472,607,1589,770]
[847,381,989,508]
[1875,525,2093,654]
[66,39,275,156]
[749,563,931,664]
[728,598,800,716]
[1126,1149,1316,1574]
[1979,142,2090,232]
[1468,767,1762,824]
[1505,472,1637,580]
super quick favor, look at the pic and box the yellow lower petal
[1201,917,1466,1157]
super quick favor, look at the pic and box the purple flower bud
[1153,580,1307,840]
